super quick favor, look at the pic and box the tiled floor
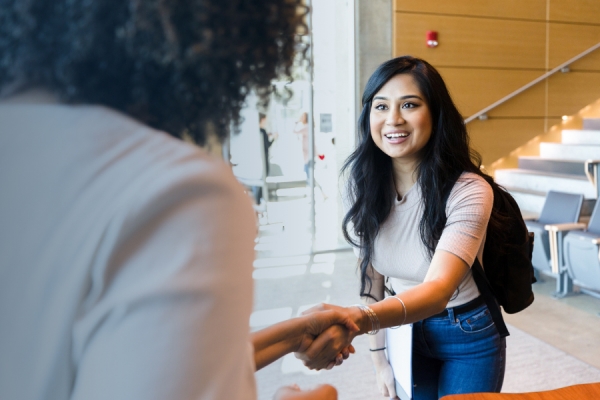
[504,275,600,369]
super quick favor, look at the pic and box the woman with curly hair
[0,1,352,399]
[301,56,506,399]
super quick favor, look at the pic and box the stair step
[495,169,595,198]
[518,157,586,176]
[562,129,600,145]
[583,118,600,130]
[539,142,600,160]
[496,117,600,217]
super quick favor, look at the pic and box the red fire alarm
[426,31,438,48]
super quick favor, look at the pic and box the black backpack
[469,176,536,338]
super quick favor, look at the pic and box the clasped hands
[294,303,363,370]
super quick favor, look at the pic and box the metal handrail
[465,42,600,124]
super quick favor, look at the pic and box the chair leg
[553,270,564,297]
[553,232,575,298]
[553,270,574,298]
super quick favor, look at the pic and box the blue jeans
[411,301,506,399]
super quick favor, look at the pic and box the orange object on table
[441,382,600,400]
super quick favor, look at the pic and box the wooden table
[441,382,600,399]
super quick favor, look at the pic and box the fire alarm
[426,30,438,48]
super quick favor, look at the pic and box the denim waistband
[431,296,486,318]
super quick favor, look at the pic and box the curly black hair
[0,0,307,144]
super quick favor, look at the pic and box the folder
[386,324,413,400]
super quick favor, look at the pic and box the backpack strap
[384,276,396,296]
[471,257,510,338]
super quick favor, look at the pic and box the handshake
[293,304,363,370]
[251,303,367,400]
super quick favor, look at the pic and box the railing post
[585,160,600,200]
[594,163,599,200]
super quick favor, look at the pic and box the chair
[563,198,600,298]
[524,190,584,297]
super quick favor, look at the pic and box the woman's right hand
[294,322,355,370]
[374,360,399,399]
[294,304,363,370]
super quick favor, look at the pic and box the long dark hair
[0,0,306,145]
[342,56,493,299]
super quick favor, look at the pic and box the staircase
[495,118,600,218]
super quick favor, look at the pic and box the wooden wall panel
[438,68,545,117]
[394,13,546,69]
[467,119,546,166]
[549,0,600,24]
[392,1,600,167]
[394,0,546,20]
[548,22,600,70]
[548,72,600,116]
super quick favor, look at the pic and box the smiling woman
[333,56,508,399]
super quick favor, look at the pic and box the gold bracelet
[352,304,380,335]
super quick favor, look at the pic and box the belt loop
[447,308,456,324]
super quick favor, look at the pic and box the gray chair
[525,190,584,296]
[563,199,600,298]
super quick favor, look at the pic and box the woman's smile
[383,130,410,143]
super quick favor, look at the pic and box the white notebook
[386,324,413,400]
